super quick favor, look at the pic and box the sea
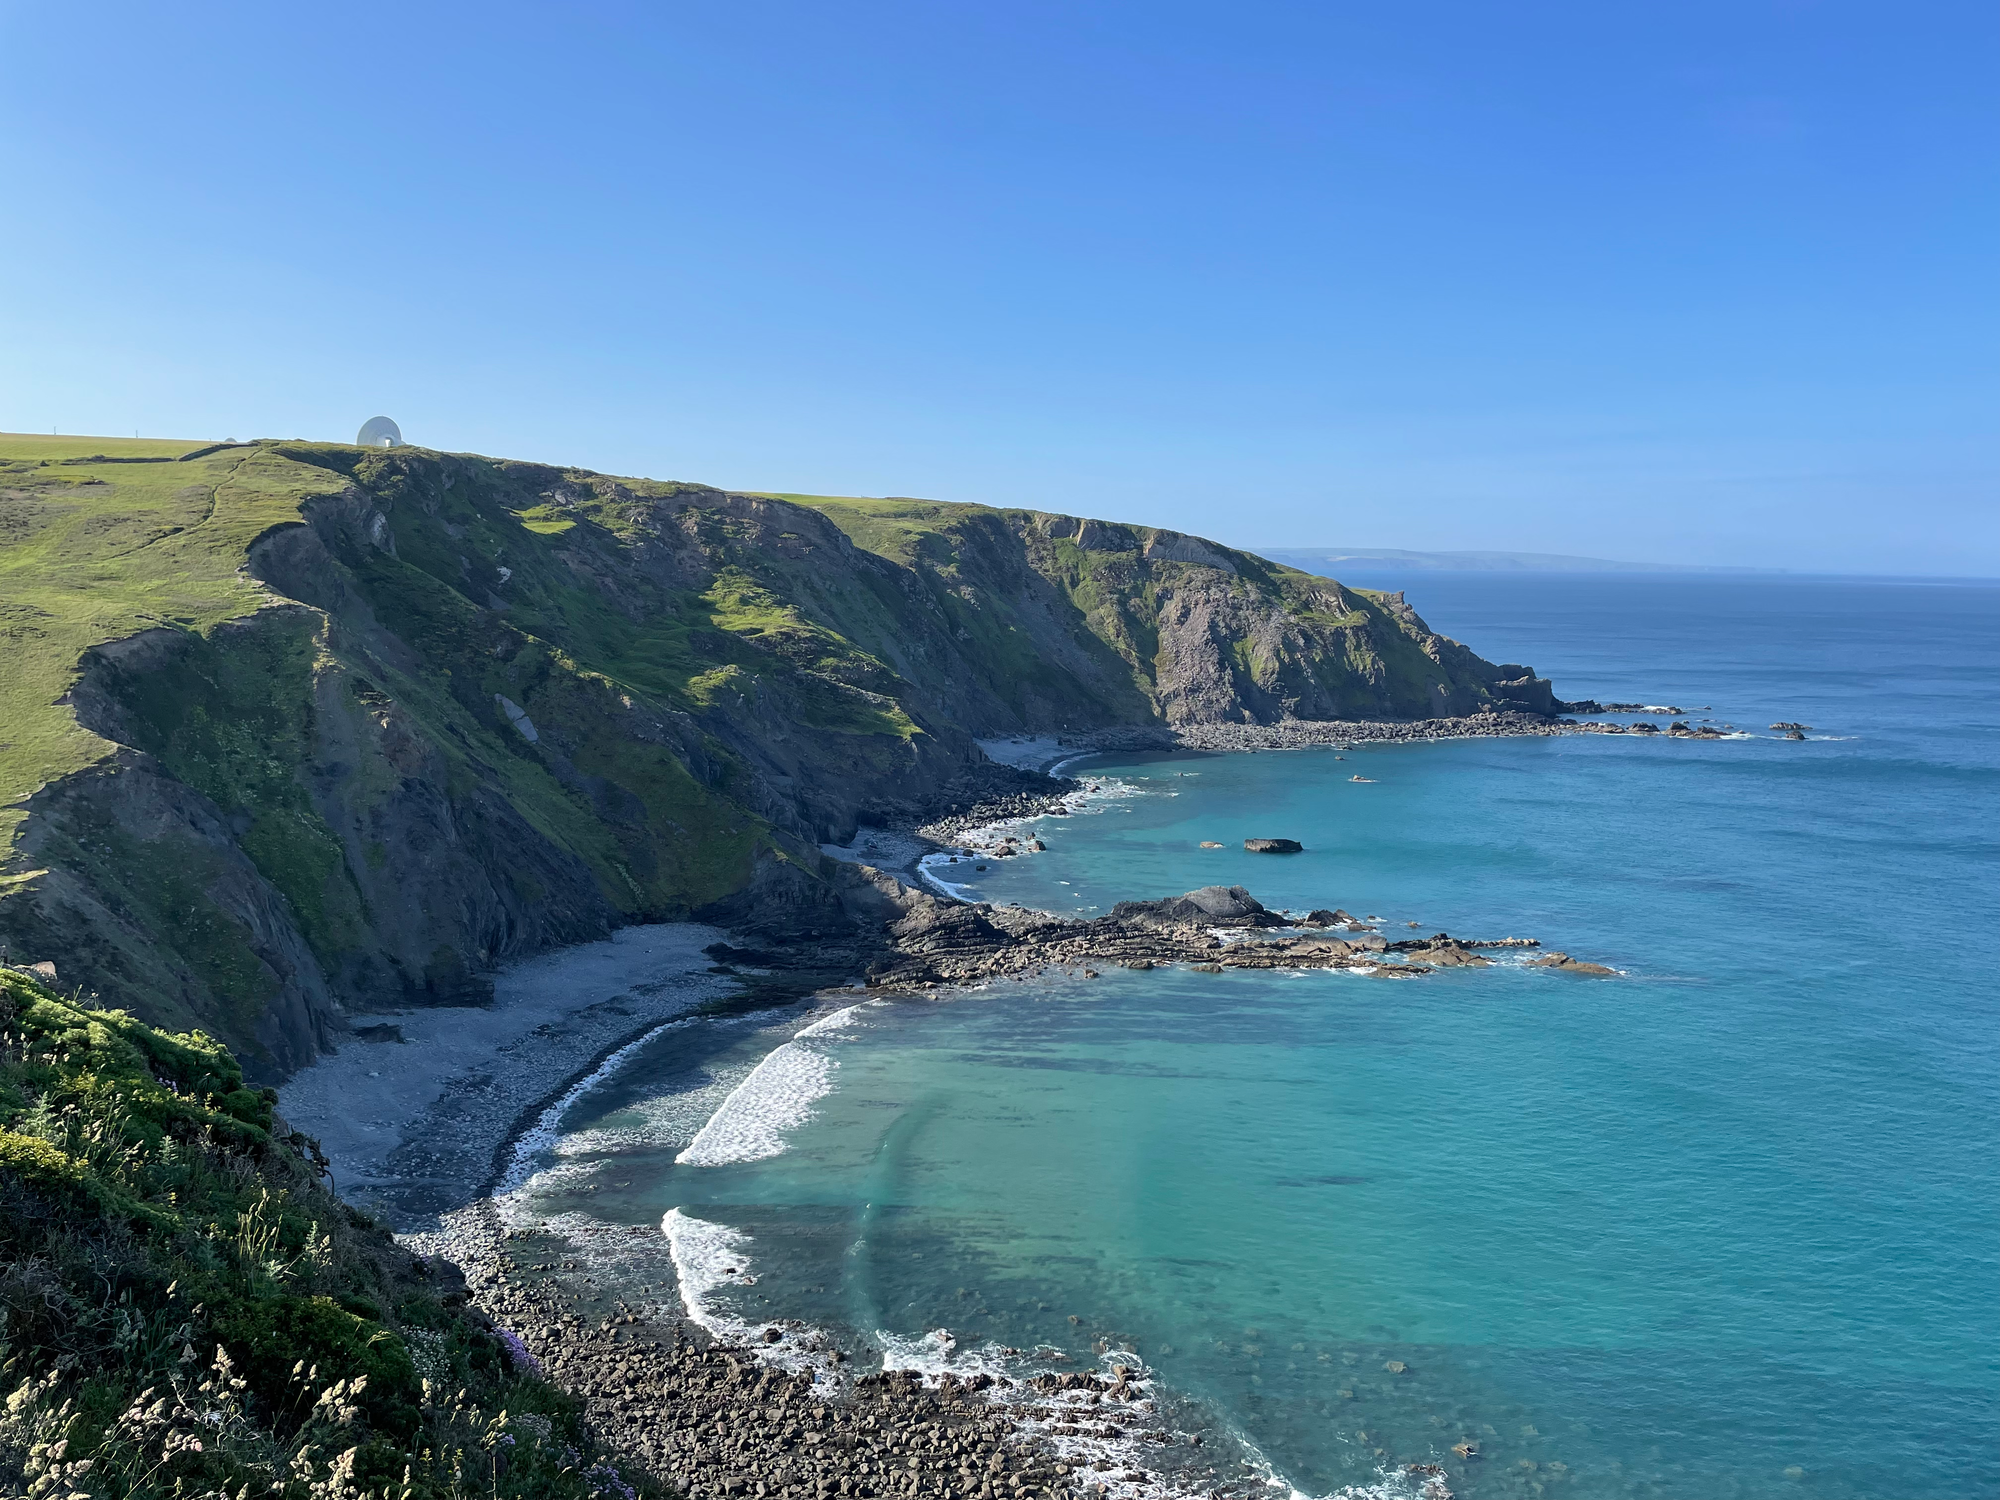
[504,574,2000,1500]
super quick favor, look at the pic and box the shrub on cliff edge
[0,966,659,1500]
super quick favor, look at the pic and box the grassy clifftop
[0,964,652,1500]
[0,433,1556,1075]
[0,437,348,854]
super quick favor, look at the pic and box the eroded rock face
[1,440,1568,1077]
[2,748,343,1079]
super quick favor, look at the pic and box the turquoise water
[519,577,2000,1500]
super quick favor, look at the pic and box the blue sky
[2,1,1993,573]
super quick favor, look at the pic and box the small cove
[507,576,2000,1500]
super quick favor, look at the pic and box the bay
[516,575,2000,1500]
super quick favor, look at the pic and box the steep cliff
[0,434,1558,1077]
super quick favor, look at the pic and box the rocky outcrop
[1108,885,1284,927]
[1,748,342,1077]
[1243,838,1303,854]
[840,881,1601,989]
[1527,951,1618,976]
[0,439,1572,1077]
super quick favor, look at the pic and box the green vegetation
[2,436,1535,1066]
[755,493,972,568]
[0,435,347,851]
[100,614,365,963]
[0,965,654,1499]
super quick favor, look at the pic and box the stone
[1109,885,1281,927]
[1243,838,1302,853]
[1527,952,1616,976]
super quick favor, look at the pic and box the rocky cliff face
[0,440,1557,1077]
[780,497,1558,725]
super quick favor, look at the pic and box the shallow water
[516,576,2000,1500]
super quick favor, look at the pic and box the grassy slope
[0,965,652,1499]
[0,435,347,853]
[3,442,1526,1065]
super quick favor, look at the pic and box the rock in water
[1110,885,1284,926]
[1244,838,1303,853]
[1527,951,1618,976]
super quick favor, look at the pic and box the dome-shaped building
[356,416,402,448]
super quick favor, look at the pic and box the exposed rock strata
[838,874,1599,988]
[2,437,1576,1077]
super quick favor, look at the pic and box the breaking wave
[675,1004,865,1167]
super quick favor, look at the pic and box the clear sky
[2,1,1993,573]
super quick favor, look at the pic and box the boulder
[1108,885,1284,927]
[1387,934,1490,966]
[1243,838,1303,854]
[1527,951,1617,976]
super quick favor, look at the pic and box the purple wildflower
[496,1326,544,1376]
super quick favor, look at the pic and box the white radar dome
[356,416,402,448]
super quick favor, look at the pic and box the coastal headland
[2,432,1623,1500]
[0,431,1580,1084]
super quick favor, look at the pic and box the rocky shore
[410,1209,1240,1500]
[358,729,1625,1500]
[975,711,1583,774]
[365,864,1579,1500]
[837,875,1606,989]
[970,707,1783,772]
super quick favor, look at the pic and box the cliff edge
[0,434,1560,1076]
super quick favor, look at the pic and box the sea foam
[675,1004,863,1167]
[661,1208,840,1378]
[498,1013,708,1194]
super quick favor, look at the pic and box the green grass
[758,492,987,567]
[0,966,659,1500]
[0,434,348,853]
[3,433,1518,1048]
